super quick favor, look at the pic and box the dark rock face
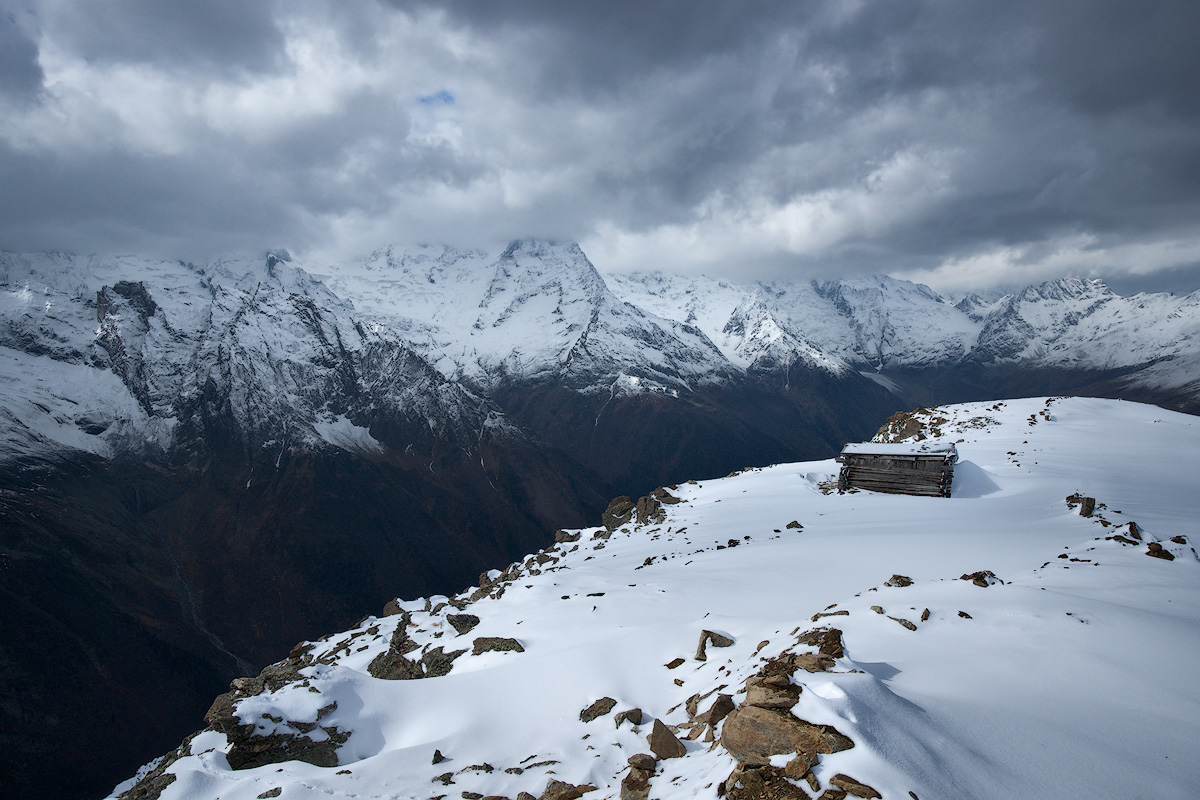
[472,637,525,655]
[602,496,636,530]
[448,614,481,635]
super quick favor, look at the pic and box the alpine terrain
[2,241,1200,798]
[109,396,1200,800]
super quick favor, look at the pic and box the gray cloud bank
[2,0,1200,292]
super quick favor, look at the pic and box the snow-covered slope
[609,271,1200,397]
[113,397,1200,800]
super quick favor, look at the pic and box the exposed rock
[635,494,666,525]
[695,694,735,727]
[472,637,525,655]
[462,792,483,800]
[920,608,930,622]
[888,616,917,631]
[580,697,617,722]
[746,676,800,709]
[648,719,687,759]
[958,611,973,619]
[447,614,481,635]
[960,570,999,587]
[382,599,404,616]
[1066,493,1096,517]
[686,693,701,717]
[870,606,884,615]
[785,521,803,529]
[538,779,596,800]
[602,497,636,530]
[628,753,657,771]
[517,793,538,800]
[721,705,853,766]
[257,789,282,799]
[810,610,849,622]
[615,708,644,727]
[696,629,735,660]
[783,754,812,780]
[368,647,424,680]
[116,732,198,800]
[433,749,445,764]
[1171,535,1188,544]
[1128,521,1143,540]
[884,574,913,587]
[792,653,835,673]
[665,658,686,669]
[818,791,846,800]
[722,765,811,800]
[422,646,468,677]
[555,529,582,543]
[1147,542,1176,561]
[829,775,881,799]
[797,628,845,659]
[621,767,652,800]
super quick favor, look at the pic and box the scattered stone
[870,606,884,615]
[615,708,644,727]
[810,610,849,622]
[695,630,735,661]
[447,615,481,636]
[506,768,524,775]
[829,774,881,799]
[885,574,913,587]
[580,697,617,722]
[257,789,282,799]
[665,658,686,669]
[960,570,999,588]
[802,771,820,793]
[462,793,483,800]
[920,608,930,622]
[721,705,853,766]
[602,497,636,530]
[433,749,445,765]
[721,765,811,800]
[1147,542,1176,561]
[783,754,811,780]
[686,693,701,717]
[1171,535,1188,545]
[888,616,917,631]
[472,637,524,655]
[467,763,494,773]
[958,611,972,619]
[648,719,687,759]
[786,521,803,529]
[695,694,735,727]
[555,529,581,543]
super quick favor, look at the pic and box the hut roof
[839,442,958,461]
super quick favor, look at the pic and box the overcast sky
[2,1,1200,292]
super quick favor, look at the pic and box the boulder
[627,753,657,771]
[648,719,687,760]
[785,521,803,530]
[695,694,735,727]
[538,780,596,800]
[421,646,467,677]
[472,637,525,655]
[580,697,617,722]
[696,629,735,660]
[615,708,644,727]
[602,497,636,530]
[745,676,800,709]
[635,495,666,525]
[381,599,403,616]
[447,614,481,635]
[555,529,582,543]
[1147,542,1176,561]
[884,574,913,587]
[721,706,853,766]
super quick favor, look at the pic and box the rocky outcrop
[620,754,657,800]
[602,497,635,530]
[720,764,811,800]
[448,614,481,635]
[472,637,525,655]
[720,705,852,767]
[538,779,597,800]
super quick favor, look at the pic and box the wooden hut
[836,442,957,498]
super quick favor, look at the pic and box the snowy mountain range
[107,397,1200,800]
[4,241,1200,799]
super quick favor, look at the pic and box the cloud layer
[2,1,1200,291]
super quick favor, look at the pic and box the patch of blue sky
[418,90,455,106]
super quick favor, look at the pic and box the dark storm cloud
[0,13,43,99]
[3,1,1200,291]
